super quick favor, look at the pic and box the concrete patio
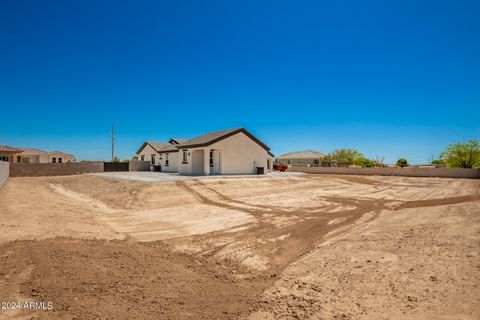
[91,171,304,183]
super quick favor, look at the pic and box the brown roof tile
[176,128,272,155]
[18,148,48,155]
[137,141,179,154]
[0,145,22,153]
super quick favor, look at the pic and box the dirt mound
[0,238,271,320]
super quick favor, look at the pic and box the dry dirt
[0,173,479,319]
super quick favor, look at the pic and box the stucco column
[203,148,210,175]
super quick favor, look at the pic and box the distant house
[0,145,75,163]
[0,145,23,163]
[18,148,76,163]
[136,128,274,175]
[408,164,445,169]
[276,150,324,166]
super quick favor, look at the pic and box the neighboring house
[136,128,274,175]
[408,164,445,168]
[19,148,76,163]
[276,150,324,166]
[0,145,23,162]
[0,145,75,163]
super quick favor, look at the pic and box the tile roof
[137,141,179,154]
[48,151,75,157]
[176,128,272,154]
[148,142,172,152]
[276,150,325,159]
[155,144,180,153]
[0,145,22,153]
[18,148,48,155]
[169,138,187,144]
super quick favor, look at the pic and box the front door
[209,150,221,175]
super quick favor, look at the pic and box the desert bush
[440,140,480,168]
[327,149,363,167]
[396,158,408,167]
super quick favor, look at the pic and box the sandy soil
[0,174,479,319]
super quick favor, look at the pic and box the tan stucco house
[276,150,324,166]
[0,145,23,163]
[0,145,75,163]
[19,148,76,163]
[136,128,274,175]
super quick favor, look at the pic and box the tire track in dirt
[173,179,480,277]
[172,181,391,275]
[192,181,294,212]
[396,194,480,209]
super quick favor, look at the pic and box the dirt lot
[0,174,479,319]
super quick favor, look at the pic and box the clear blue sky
[1,1,479,163]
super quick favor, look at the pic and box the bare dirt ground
[0,173,479,319]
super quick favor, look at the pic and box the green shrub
[396,158,408,167]
[440,140,480,168]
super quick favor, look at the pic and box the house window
[0,157,9,162]
[140,155,145,161]
[151,154,156,165]
[22,157,30,163]
[209,150,213,167]
[58,158,63,163]
[17,156,21,162]
[52,157,56,163]
[182,150,188,163]
[165,153,169,166]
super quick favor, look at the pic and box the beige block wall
[287,166,480,179]
[0,161,9,189]
[10,162,104,177]
[129,161,151,171]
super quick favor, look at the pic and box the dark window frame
[182,150,188,164]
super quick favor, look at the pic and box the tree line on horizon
[319,140,480,169]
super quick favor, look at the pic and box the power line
[110,124,116,162]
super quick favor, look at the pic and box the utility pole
[111,123,116,162]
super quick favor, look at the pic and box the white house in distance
[136,128,274,175]
[276,150,324,166]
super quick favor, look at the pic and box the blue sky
[1,0,479,163]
